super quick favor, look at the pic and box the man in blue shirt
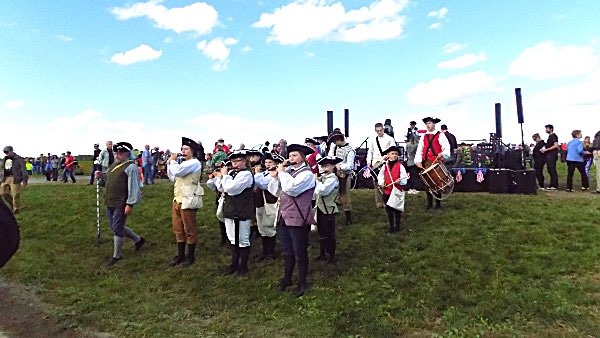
[141,144,155,185]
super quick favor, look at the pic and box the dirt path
[0,281,108,338]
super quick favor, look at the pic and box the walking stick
[95,177,101,245]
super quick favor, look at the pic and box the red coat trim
[422,132,442,163]
[383,162,403,195]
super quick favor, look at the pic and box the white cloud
[429,22,441,30]
[442,42,467,54]
[241,46,253,53]
[252,0,409,45]
[304,51,315,57]
[4,100,25,109]
[428,7,448,19]
[112,1,218,36]
[110,44,162,65]
[437,53,488,69]
[196,37,238,71]
[56,34,73,42]
[407,71,496,106]
[508,41,599,80]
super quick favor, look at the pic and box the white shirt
[254,172,272,190]
[314,173,338,197]
[167,158,202,183]
[206,176,218,192]
[377,161,409,186]
[327,143,356,173]
[367,133,396,165]
[216,170,254,196]
[414,130,451,164]
[267,163,315,197]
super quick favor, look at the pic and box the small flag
[362,167,371,178]
[455,170,462,182]
[476,169,484,183]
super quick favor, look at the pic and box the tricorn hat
[286,144,315,156]
[113,142,133,153]
[305,138,319,145]
[229,149,250,160]
[264,152,285,163]
[327,131,345,143]
[422,117,441,124]
[381,145,402,156]
[317,156,343,166]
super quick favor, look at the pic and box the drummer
[414,117,451,210]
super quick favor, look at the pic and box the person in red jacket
[414,117,450,210]
[61,151,76,183]
[305,138,321,174]
[377,146,408,234]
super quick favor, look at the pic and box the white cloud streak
[252,0,409,45]
[428,7,448,19]
[196,37,238,71]
[437,53,488,69]
[508,41,599,80]
[112,1,219,35]
[407,71,496,106]
[4,100,25,109]
[111,44,162,65]
[442,42,467,54]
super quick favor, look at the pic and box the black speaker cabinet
[488,169,514,194]
[514,169,537,194]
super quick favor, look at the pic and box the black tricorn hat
[381,145,402,156]
[114,142,133,153]
[246,149,263,157]
[305,138,319,145]
[317,156,343,166]
[264,152,285,163]
[422,117,441,124]
[327,131,345,142]
[182,137,199,151]
[229,149,250,160]
[287,144,315,156]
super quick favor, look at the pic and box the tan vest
[316,176,339,214]
[173,171,201,204]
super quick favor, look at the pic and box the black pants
[546,154,558,188]
[382,194,402,230]
[278,218,309,285]
[316,210,336,241]
[426,191,441,208]
[533,157,545,188]
[51,168,58,181]
[566,161,589,189]
[406,165,419,190]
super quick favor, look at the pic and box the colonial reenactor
[327,131,356,225]
[304,138,321,174]
[253,152,284,261]
[206,160,229,247]
[96,142,146,266]
[214,150,255,276]
[268,144,316,297]
[1,146,28,214]
[247,149,264,241]
[367,123,396,207]
[415,117,450,210]
[314,156,341,264]
[377,146,408,233]
[167,137,203,267]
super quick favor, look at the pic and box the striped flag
[455,170,462,182]
[476,169,484,183]
[362,167,371,178]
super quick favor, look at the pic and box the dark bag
[0,200,20,268]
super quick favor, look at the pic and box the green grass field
[2,162,599,337]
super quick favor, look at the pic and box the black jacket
[0,200,19,268]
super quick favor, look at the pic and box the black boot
[315,239,327,261]
[294,255,309,298]
[345,211,352,226]
[267,236,277,259]
[386,207,395,234]
[394,212,402,233]
[169,242,186,266]
[181,243,196,267]
[278,254,295,291]
[327,238,336,264]
[237,247,250,276]
[427,193,433,210]
[257,236,268,262]
[435,198,442,209]
[219,221,227,247]
[223,245,239,275]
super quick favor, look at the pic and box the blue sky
[1,0,599,155]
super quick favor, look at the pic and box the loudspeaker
[515,88,524,124]
[488,169,513,194]
[327,111,333,135]
[514,169,537,194]
[344,108,350,137]
[495,103,502,139]
[504,150,523,170]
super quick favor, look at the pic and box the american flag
[455,170,462,183]
[476,169,485,183]
[362,166,371,178]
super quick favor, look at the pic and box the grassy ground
[1,162,599,337]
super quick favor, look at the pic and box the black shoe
[345,211,353,225]
[327,255,336,265]
[294,283,308,298]
[223,245,239,275]
[134,237,146,251]
[237,247,250,276]
[278,279,293,292]
[106,256,122,266]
